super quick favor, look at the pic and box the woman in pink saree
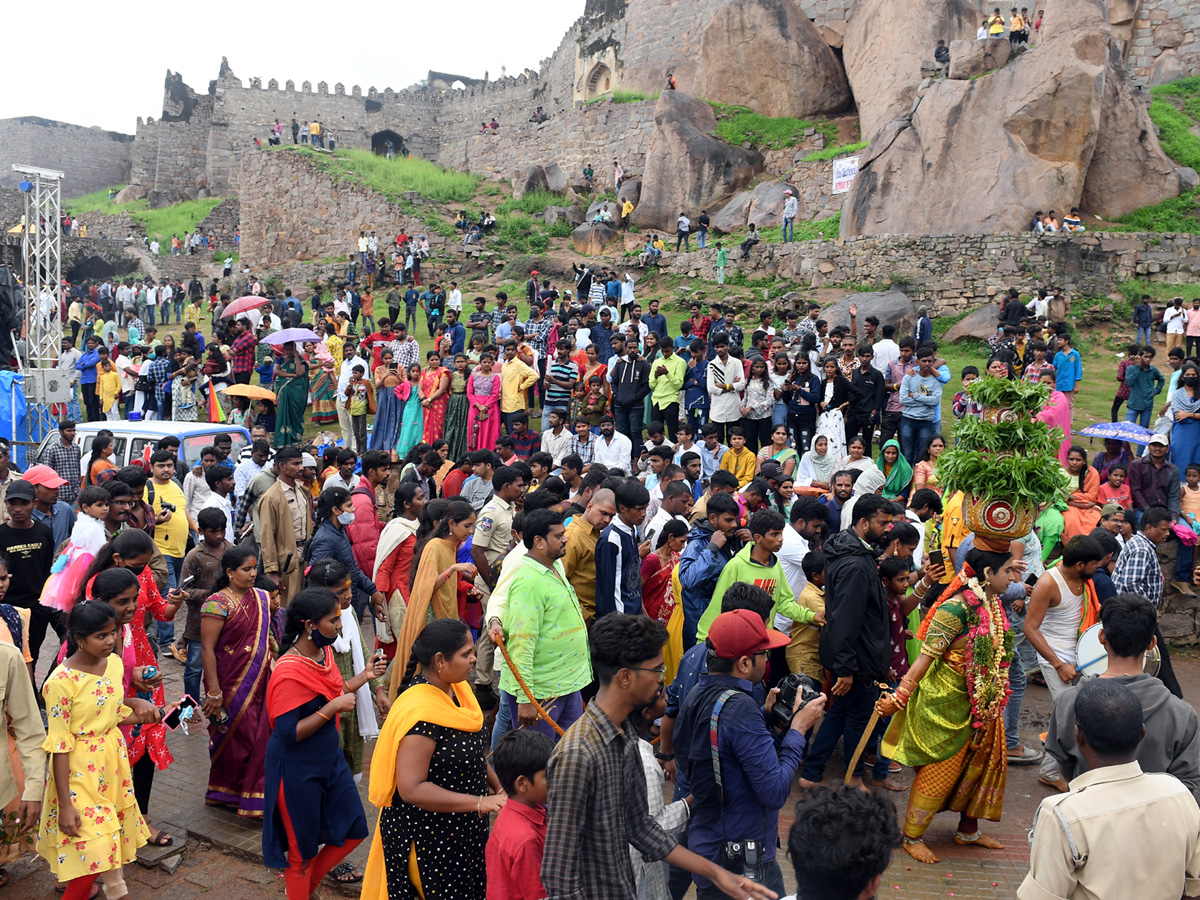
[199,544,272,818]
[1035,368,1073,465]
[420,351,451,444]
[466,351,501,452]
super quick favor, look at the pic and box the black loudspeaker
[0,267,22,367]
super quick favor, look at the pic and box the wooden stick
[843,682,891,785]
[494,631,566,737]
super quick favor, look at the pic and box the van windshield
[183,433,248,465]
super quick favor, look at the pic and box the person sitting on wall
[740,223,761,259]
[934,40,951,73]
[1063,208,1086,234]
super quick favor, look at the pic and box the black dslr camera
[770,673,822,733]
[721,839,765,882]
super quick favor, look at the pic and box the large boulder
[543,163,569,194]
[544,206,583,228]
[820,291,917,337]
[572,223,620,256]
[618,178,642,208]
[512,165,556,200]
[841,0,1180,236]
[1080,42,1182,218]
[944,304,1002,342]
[114,184,147,204]
[633,91,764,233]
[711,182,801,233]
[948,38,1011,80]
[843,0,979,140]
[695,0,851,119]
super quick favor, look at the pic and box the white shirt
[977,25,988,38]
[58,347,81,385]
[644,507,686,550]
[871,338,900,376]
[542,427,573,467]
[594,430,633,470]
[199,492,236,542]
[338,354,369,395]
[777,524,810,632]
[1166,306,1188,334]
[677,215,690,232]
[115,354,136,393]
[447,289,462,312]
[782,197,799,218]
[146,287,158,307]
[621,276,636,306]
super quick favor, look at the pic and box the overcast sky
[6,1,583,133]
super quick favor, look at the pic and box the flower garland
[961,569,1015,729]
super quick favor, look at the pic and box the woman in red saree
[639,519,688,684]
[466,353,500,452]
[420,351,450,444]
[200,545,272,818]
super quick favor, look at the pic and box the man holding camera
[675,610,827,897]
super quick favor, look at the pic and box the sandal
[327,863,363,884]
[147,829,174,847]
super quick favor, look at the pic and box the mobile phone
[178,575,196,590]
[929,550,945,568]
[164,695,198,730]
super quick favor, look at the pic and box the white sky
[5,1,584,133]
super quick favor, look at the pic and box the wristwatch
[654,751,675,761]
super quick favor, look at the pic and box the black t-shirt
[0,521,55,609]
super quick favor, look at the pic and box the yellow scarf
[360,681,484,900]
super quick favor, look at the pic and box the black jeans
[740,416,773,454]
[801,677,880,781]
[879,409,902,447]
[787,413,815,456]
[845,413,876,456]
[26,603,65,673]
[1188,336,1200,359]
[81,382,100,421]
[653,402,680,438]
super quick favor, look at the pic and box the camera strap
[709,689,737,840]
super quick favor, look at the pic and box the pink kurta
[1036,390,1073,466]
[466,372,500,451]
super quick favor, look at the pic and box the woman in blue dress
[1170,360,1200,470]
[395,362,425,460]
[263,588,382,900]
[368,348,404,452]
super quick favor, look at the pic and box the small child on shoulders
[487,730,554,900]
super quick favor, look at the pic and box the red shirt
[486,800,547,900]
[691,315,712,343]
[442,467,468,500]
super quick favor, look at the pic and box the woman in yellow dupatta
[390,501,479,699]
[362,619,504,900]
[877,544,1017,865]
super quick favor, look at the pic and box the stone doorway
[585,64,613,101]
[371,130,406,156]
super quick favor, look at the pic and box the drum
[1075,623,1161,677]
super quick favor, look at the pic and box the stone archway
[371,130,406,156]
[585,63,613,100]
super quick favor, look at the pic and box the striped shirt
[545,359,579,408]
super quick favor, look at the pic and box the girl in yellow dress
[37,601,159,900]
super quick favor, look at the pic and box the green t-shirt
[716,248,728,267]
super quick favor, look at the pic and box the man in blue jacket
[75,336,101,422]
[675,609,827,897]
[678,492,744,648]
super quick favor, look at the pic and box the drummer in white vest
[1024,534,1106,792]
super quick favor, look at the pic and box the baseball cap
[23,465,67,489]
[580,304,595,315]
[1148,434,1169,446]
[758,460,785,481]
[708,610,790,659]
[1099,501,1124,517]
[784,189,793,195]
[5,481,35,501]
[301,453,318,468]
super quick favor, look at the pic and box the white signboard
[832,156,860,194]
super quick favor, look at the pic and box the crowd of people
[8,257,1200,900]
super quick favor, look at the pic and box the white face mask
[337,511,355,526]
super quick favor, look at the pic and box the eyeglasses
[629,664,667,676]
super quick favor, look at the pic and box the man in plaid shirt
[43,420,81,505]
[229,319,258,384]
[147,348,172,419]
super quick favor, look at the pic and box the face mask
[337,510,356,526]
[308,626,338,649]
[1185,376,1199,386]
[148,352,156,360]
[125,563,147,576]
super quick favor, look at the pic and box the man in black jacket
[847,343,886,456]
[610,351,650,452]
[799,493,893,790]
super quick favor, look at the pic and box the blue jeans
[66,389,81,422]
[899,416,936,468]
[157,555,184,646]
[1004,653,1027,750]
[1126,407,1152,428]
[801,677,878,780]
[697,228,707,249]
[782,217,795,243]
[491,689,514,749]
[184,638,203,703]
[1137,324,1152,345]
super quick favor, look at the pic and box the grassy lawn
[68,188,222,245]
[277,147,481,205]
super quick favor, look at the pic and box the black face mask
[308,627,338,650]
[125,563,147,577]
[1184,376,1199,386]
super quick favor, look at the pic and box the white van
[35,421,252,469]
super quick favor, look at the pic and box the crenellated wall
[0,117,134,199]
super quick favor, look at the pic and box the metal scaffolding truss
[13,164,66,443]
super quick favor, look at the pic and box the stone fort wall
[0,117,134,199]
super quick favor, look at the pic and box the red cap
[707,610,790,659]
[23,464,67,489]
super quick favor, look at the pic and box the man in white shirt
[199,463,236,543]
[541,409,573,467]
[183,445,218,523]
[145,283,158,320]
[643,479,693,548]
[57,338,82,422]
[871,324,901,376]
[337,338,369,448]
[234,441,270,508]
[159,282,173,325]
[593,415,633,471]
[776,496,830,632]
[781,190,799,243]
[446,281,462,314]
[1164,296,1188,353]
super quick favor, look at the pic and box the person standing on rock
[621,197,634,231]
[614,159,624,191]
[696,209,710,249]
[290,118,299,143]
[675,212,691,252]
[782,190,799,243]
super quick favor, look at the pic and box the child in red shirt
[486,730,554,900]
[1097,463,1132,508]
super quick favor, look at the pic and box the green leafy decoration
[965,376,1050,417]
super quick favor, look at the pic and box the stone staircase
[196,198,239,252]
[120,242,222,283]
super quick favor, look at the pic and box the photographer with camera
[675,610,827,897]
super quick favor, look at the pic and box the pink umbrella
[221,295,271,318]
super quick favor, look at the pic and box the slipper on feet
[1007,745,1042,765]
[327,863,363,884]
[148,830,174,847]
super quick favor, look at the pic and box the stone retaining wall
[0,117,133,200]
[660,231,1200,313]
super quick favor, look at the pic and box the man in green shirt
[716,243,728,285]
[501,508,591,739]
[649,340,686,436]
[697,508,817,640]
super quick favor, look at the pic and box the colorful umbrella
[221,295,272,318]
[262,328,322,345]
[219,383,277,401]
[1077,421,1155,446]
